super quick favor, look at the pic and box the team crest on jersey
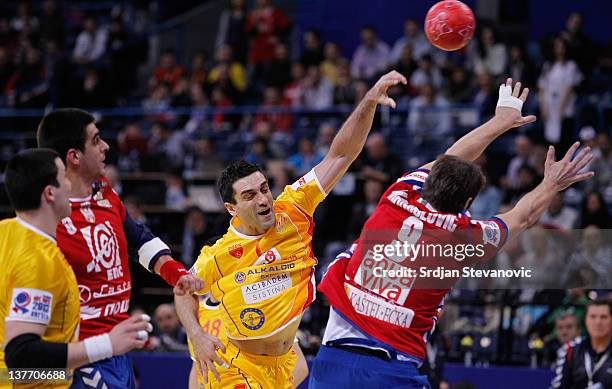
[78,285,92,304]
[96,199,112,208]
[234,271,246,283]
[228,244,243,259]
[240,308,265,330]
[8,288,52,325]
[61,217,77,235]
[80,202,95,223]
[81,221,122,277]
[254,247,281,265]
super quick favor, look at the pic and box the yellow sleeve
[190,246,221,296]
[277,169,327,216]
[6,249,57,326]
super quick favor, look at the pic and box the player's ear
[66,148,80,166]
[224,202,238,217]
[41,184,56,205]
[464,197,473,211]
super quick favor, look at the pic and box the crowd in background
[0,0,611,377]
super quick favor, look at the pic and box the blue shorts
[70,355,135,389]
[309,345,432,389]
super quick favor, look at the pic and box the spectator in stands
[543,311,580,368]
[283,61,305,107]
[184,137,225,178]
[351,26,390,81]
[253,86,293,132]
[550,300,612,389]
[359,133,404,187]
[75,68,112,107]
[118,122,148,171]
[210,86,235,131]
[209,44,247,93]
[315,122,336,156]
[586,132,612,193]
[286,137,324,176]
[104,164,122,196]
[6,47,48,108]
[390,18,431,63]
[348,178,384,241]
[153,304,188,352]
[410,54,443,90]
[538,37,582,153]
[470,154,503,219]
[333,61,356,105]
[152,49,185,88]
[245,0,291,66]
[448,67,473,103]
[267,160,292,197]
[143,82,171,111]
[184,83,210,134]
[470,26,507,77]
[588,46,612,99]
[579,191,610,229]
[245,136,275,169]
[208,62,242,104]
[182,206,210,266]
[471,72,497,119]
[301,28,324,68]
[11,2,38,34]
[540,192,578,230]
[519,226,562,289]
[560,12,597,74]
[504,134,537,189]
[320,42,347,86]
[39,0,64,46]
[302,65,334,109]
[165,173,187,211]
[391,45,418,95]
[170,76,191,107]
[505,43,537,90]
[215,0,248,62]
[263,42,292,88]
[503,164,540,204]
[407,83,452,160]
[72,16,108,65]
[565,226,612,288]
[188,51,209,86]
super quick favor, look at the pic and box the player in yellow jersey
[187,294,309,389]
[0,149,151,388]
[175,71,408,388]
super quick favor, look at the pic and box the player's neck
[67,169,94,198]
[591,334,611,353]
[17,208,58,240]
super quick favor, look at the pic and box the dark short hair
[422,155,486,214]
[217,160,264,203]
[37,108,95,163]
[586,299,612,317]
[5,148,61,211]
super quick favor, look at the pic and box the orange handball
[424,0,475,51]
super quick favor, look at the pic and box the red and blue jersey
[56,178,170,340]
[319,169,508,359]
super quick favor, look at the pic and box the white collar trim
[16,217,56,244]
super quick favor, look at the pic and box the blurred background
[0,1,610,388]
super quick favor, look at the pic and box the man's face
[585,305,612,340]
[555,315,579,343]
[52,157,72,219]
[154,305,179,334]
[226,172,275,234]
[79,123,109,180]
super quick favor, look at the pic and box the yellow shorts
[206,340,297,389]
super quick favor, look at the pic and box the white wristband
[497,83,523,111]
[84,334,114,363]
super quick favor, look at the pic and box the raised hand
[495,78,537,129]
[191,332,227,383]
[366,70,408,109]
[543,142,594,191]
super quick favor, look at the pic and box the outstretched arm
[496,142,593,242]
[314,70,407,193]
[421,78,536,170]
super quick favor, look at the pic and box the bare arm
[421,78,536,170]
[5,315,149,369]
[496,142,594,242]
[175,293,226,384]
[314,70,407,193]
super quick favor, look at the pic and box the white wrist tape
[497,83,523,111]
[84,334,113,363]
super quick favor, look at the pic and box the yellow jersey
[192,169,326,339]
[0,218,80,388]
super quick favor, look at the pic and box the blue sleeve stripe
[489,216,509,246]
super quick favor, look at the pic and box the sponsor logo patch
[8,288,53,325]
[234,271,246,284]
[240,308,265,330]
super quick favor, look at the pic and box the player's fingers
[194,278,204,291]
[519,87,530,102]
[567,171,595,185]
[512,81,521,97]
[561,142,581,163]
[200,360,209,384]
[380,96,396,109]
[210,352,226,368]
[517,115,536,126]
[506,77,512,87]
[545,145,556,169]
[212,337,226,353]
[173,284,186,295]
[206,360,222,382]
[566,149,593,176]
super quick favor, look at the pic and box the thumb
[545,145,555,169]
[520,115,537,124]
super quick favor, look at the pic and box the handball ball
[424,0,475,51]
